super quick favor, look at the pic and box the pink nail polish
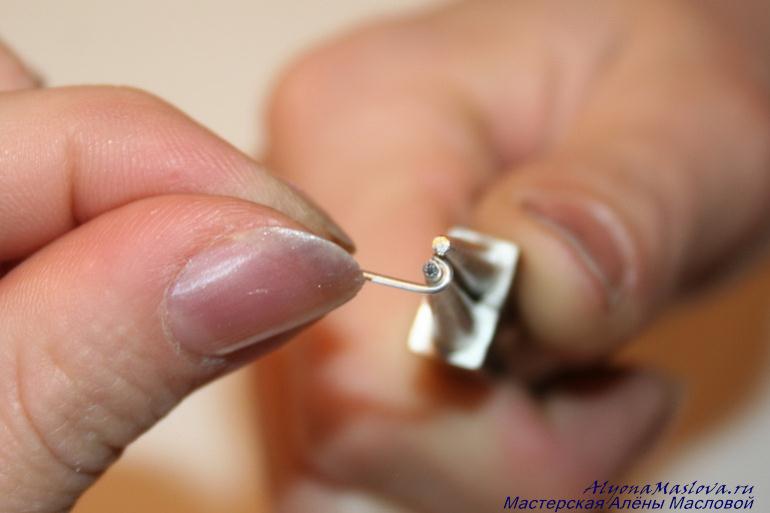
[164,226,363,356]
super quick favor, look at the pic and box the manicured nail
[165,226,363,356]
[522,196,628,307]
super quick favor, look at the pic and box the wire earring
[362,237,454,294]
[361,229,520,371]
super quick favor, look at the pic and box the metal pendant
[363,227,519,370]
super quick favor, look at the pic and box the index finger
[0,85,353,260]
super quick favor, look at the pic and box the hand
[0,41,363,512]
[259,1,770,510]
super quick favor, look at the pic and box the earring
[363,227,519,370]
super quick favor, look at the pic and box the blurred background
[2,1,769,511]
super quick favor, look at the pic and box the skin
[0,0,769,511]
[260,1,770,511]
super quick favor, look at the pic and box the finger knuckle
[61,85,177,126]
[0,328,168,484]
[269,22,426,132]
[0,345,93,509]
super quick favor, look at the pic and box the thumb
[0,195,362,512]
[474,90,770,358]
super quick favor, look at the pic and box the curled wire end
[362,256,453,295]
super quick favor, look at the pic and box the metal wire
[362,256,453,294]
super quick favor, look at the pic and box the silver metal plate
[408,227,519,370]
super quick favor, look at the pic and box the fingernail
[165,226,363,356]
[281,180,356,253]
[314,210,356,253]
[521,196,628,307]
